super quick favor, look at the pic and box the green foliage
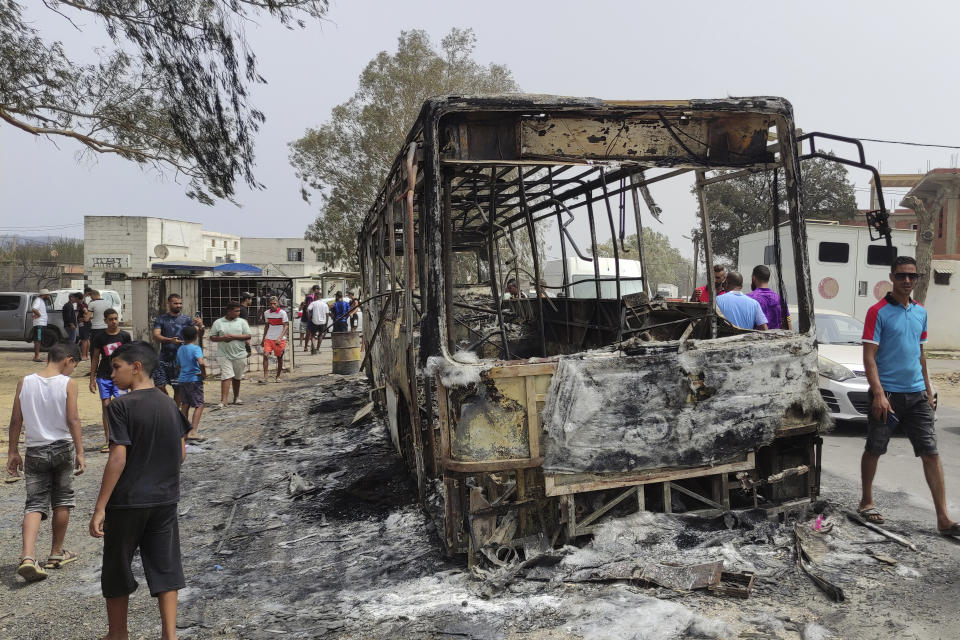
[597,229,693,297]
[696,157,858,263]
[290,28,519,269]
[0,0,328,203]
[0,236,83,264]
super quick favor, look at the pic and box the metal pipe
[600,170,621,307]
[585,197,603,301]
[486,168,511,359]
[518,173,547,357]
[629,173,651,297]
[549,167,572,345]
[694,170,718,339]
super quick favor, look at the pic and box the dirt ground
[2,344,960,639]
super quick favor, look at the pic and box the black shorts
[178,380,204,408]
[78,324,91,340]
[332,321,348,333]
[102,504,185,598]
[865,390,937,457]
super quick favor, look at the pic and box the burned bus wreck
[358,96,829,564]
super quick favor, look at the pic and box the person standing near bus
[747,265,790,330]
[259,297,288,383]
[859,256,958,537]
[30,290,51,363]
[331,292,350,333]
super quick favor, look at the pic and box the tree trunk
[902,194,943,304]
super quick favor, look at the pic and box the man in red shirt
[260,297,289,384]
[690,264,727,302]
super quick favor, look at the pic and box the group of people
[691,264,790,331]
[8,339,191,639]
[299,286,359,354]
[31,286,115,363]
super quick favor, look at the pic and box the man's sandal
[43,550,78,569]
[100,444,111,453]
[857,507,884,524]
[16,557,47,582]
[938,523,960,538]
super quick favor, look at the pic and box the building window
[939,212,944,238]
[818,241,849,263]
[866,245,897,266]
[317,250,334,264]
[911,224,918,230]
[287,248,304,262]
[223,240,227,248]
[233,241,238,249]
[762,245,776,265]
[934,271,951,286]
[211,239,216,247]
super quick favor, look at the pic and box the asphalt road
[822,358,960,527]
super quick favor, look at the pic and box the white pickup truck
[0,292,67,347]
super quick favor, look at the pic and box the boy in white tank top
[6,342,86,582]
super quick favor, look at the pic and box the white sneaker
[211,403,224,411]
[232,398,244,406]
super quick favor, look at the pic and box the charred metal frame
[358,96,824,560]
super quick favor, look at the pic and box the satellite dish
[154,244,169,259]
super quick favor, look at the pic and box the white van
[738,222,915,322]
[49,288,124,322]
[542,257,644,298]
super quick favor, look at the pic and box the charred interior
[359,96,826,564]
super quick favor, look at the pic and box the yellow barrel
[331,331,362,374]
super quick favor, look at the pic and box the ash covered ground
[3,373,960,639]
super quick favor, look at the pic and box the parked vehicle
[738,222,916,323]
[0,292,66,347]
[49,288,124,323]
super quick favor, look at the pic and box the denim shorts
[865,391,937,457]
[24,440,76,519]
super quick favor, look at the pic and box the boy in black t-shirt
[89,309,131,453]
[89,341,190,640]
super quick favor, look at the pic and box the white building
[84,216,207,312]
[84,217,346,314]
[202,230,242,264]
[240,237,339,278]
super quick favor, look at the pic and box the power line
[853,137,960,150]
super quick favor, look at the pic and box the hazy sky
[2,0,958,259]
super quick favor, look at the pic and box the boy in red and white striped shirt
[260,297,288,384]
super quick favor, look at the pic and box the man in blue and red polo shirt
[859,255,957,536]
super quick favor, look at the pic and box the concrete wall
[923,260,960,350]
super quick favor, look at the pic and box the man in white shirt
[306,296,329,355]
[31,290,51,362]
[86,290,112,338]
[260,297,289,383]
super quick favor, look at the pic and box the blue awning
[212,263,262,274]
[152,261,213,271]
